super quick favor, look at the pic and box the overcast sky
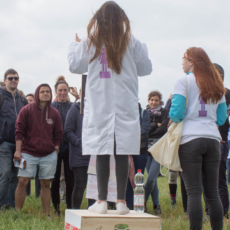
[0,0,230,107]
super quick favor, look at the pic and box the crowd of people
[0,1,229,230]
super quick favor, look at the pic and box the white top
[68,35,152,155]
[173,72,225,144]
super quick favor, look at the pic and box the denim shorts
[18,152,57,180]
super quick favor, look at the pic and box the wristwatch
[55,149,59,154]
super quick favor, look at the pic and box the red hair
[186,47,225,104]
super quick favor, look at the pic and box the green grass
[0,169,230,230]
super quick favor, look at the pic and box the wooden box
[65,210,161,230]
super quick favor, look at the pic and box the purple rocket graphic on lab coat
[99,48,111,79]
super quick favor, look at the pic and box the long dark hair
[87,1,131,74]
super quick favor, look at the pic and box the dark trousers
[179,138,223,230]
[72,166,94,209]
[205,142,229,215]
[51,151,74,210]
[126,152,148,208]
[179,172,187,213]
[26,165,41,198]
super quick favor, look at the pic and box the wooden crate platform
[65,210,161,230]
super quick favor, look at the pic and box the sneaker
[203,214,210,222]
[116,202,130,215]
[224,213,229,219]
[183,212,189,219]
[46,215,51,220]
[144,203,148,213]
[171,200,177,209]
[88,201,107,214]
[54,209,60,217]
[154,204,161,215]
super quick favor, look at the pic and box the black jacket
[147,106,169,139]
[64,102,90,168]
[219,88,230,141]
[139,104,150,149]
[51,100,72,153]
[0,86,28,143]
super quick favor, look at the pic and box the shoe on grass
[54,209,60,217]
[224,212,229,219]
[116,202,129,215]
[171,200,177,209]
[144,202,148,213]
[88,201,107,214]
[203,214,210,222]
[183,212,189,219]
[154,204,161,215]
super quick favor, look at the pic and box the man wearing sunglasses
[0,69,28,209]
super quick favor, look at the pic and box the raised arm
[133,36,152,76]
[68,33,89,74]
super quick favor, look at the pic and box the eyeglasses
[182,57,191,63]
[6,77,19,81]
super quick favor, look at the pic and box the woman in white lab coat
[68,1,152,215]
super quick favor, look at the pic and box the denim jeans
[0,141,17,208]
[179,138,223,230]
[227,158,230,183]
[126,152,148,207]
[144,155,160,205]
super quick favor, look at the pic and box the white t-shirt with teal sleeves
[169,72,227,145]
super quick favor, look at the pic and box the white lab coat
[68,35,152,155]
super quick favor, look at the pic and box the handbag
[148,76,188,173]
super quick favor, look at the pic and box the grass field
[0,169,230,230]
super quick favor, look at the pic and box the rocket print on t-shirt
[99,48,111,79]
[199,97,207,117]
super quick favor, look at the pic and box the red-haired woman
[68,1,152,215]
[169,47,227,229]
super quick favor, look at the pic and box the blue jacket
[51,100,72,153]
[164,98,172,110]
[0,86,28,143]
[64,101,90,168]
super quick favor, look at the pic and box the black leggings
[72,166,94,209]
[179,138,223,230]
[51,151,74,210]
[96,154,129,201]
[179,172,187,213]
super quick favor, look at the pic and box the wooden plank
[67,210,159,219]
[81,217,161,230]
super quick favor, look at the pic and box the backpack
[0,93,27,110]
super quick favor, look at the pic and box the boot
[154,204,161,215]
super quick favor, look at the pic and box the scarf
[146,101,164,115]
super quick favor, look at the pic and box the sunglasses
[7,77,19,81]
